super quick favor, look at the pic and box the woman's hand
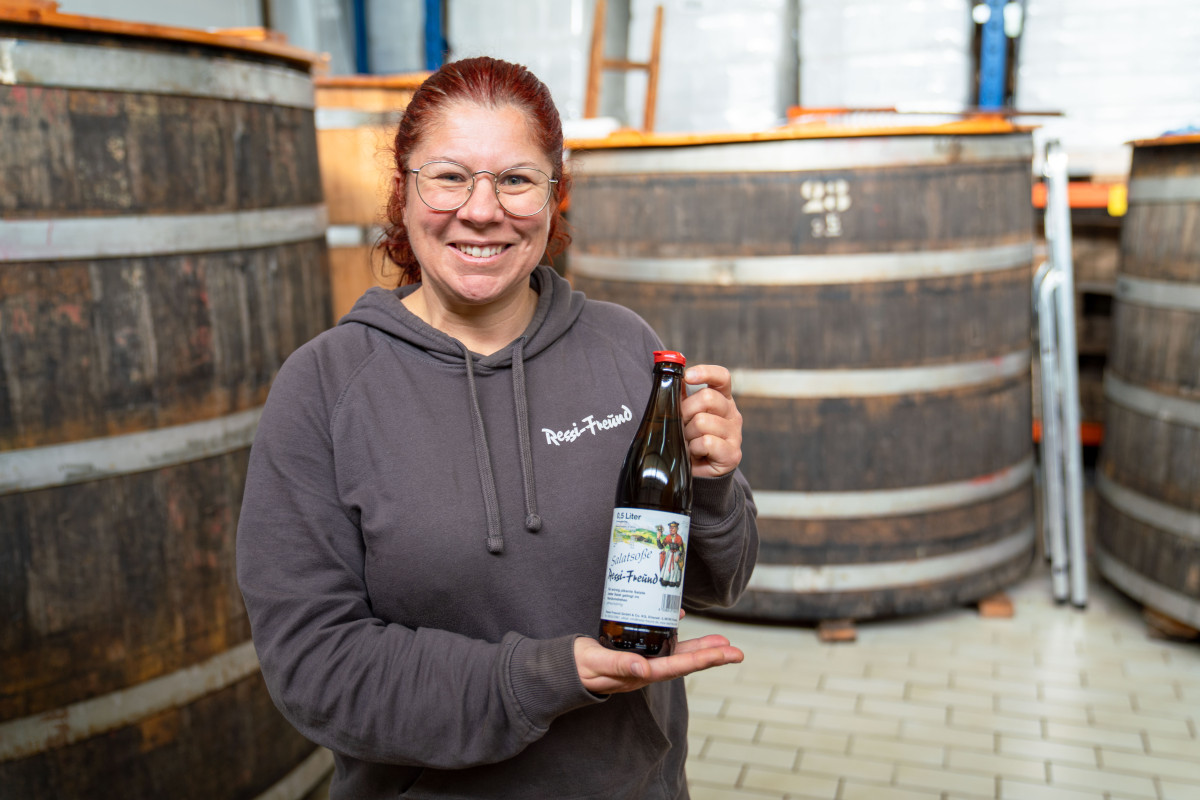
[573,635,744,695]
[682,364,743,478]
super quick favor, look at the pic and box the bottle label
[600,508,691,628]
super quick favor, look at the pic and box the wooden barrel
[0,6,332,797]
[567,122,1037,622]
[1096,134,1200,629]
[315,74,426,320]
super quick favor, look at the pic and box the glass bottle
[598,350,693,657]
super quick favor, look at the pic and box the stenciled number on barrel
[801,179,852,238]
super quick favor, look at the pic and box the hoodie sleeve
[681,470,759,611]
[236,343,601,769]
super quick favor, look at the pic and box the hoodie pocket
[397,689,673,799]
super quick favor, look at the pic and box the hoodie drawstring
[460,343,505,554]
[459,338,542,554]
[511,337,542,534]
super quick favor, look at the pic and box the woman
[237,56,758,799]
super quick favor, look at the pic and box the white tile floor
[680,565,1200,800]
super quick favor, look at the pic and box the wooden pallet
[1143,607,1200,642]
[816,619,857,643]
[977,592,1015,618]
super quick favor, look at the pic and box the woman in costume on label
[237,56,758,800]
[661,520,686,588]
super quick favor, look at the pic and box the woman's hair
[379,57,572,285]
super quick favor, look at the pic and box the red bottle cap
[654,350,686,366]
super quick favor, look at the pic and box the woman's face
[402,102,554,313]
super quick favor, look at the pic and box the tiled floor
[681,565,1200,800]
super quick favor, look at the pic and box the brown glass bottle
[598,351,693,657]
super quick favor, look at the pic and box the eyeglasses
[409,161,558,217]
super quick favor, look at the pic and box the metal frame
[1033,140,1088,607]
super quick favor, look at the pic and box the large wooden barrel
[0,6,332,797]
[567,122,1037,621]
[315,74,426,320]
[1096,134,1200,629]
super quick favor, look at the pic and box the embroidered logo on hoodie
[542,405,634,446]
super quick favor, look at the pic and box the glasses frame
[409,160,559,217]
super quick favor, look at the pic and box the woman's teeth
[457,244,504,258]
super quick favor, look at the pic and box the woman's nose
[457,173,505,223]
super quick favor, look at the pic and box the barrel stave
[725,551,1032,622]
[570,162,1032,258]
[738,381,1030,493]
[0,86,322,217]
[0,241,329,450]
[0,675,311,799]
[0,452,251,720]
[756,487,1032,566]
[1097,502,1199,604]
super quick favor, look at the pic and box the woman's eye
[501,173,532,187]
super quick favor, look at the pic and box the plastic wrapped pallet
[1015,0,1200,179]
[626,0,798,133]
[58,0,260,28]
[798,0,972,111]
[366,0,425,74]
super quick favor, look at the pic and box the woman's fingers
[682,364,743,477]
[574,635,744,695]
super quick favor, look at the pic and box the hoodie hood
[337,265,587,553]
[339,265,587,369]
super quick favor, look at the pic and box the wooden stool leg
[643,5,663,132]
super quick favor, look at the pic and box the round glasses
[410,161,558,217]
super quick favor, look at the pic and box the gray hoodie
[236,266,758,799]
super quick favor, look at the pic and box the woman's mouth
[454,244,506,259]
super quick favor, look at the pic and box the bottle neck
[650,363,684,417]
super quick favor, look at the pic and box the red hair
[379,57,572,285]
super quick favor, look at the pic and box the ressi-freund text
[607,568,659,585]
[542,406,633,445]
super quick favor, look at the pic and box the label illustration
[600,508,691,628]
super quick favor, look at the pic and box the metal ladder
[1033,140,1089,608]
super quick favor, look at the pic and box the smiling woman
[395,102,555,353]
[234,56,758,800]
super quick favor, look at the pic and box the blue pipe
[424,0,445,71]
[978,0,1008,108]
[352,0,370,74]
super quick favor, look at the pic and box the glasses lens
[415,162,473,211]
[496,167,552,216]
